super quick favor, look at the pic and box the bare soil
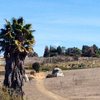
[44,68,100,100]
[1,64,100,100]
[23,68,100,100]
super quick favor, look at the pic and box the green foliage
[65,47,82,57]
[43,45,66,57]
[32,62,40,72]
[50,46,58,57]
[41,67,50,72]
[78,63,85,68]
[0,17,35,55]
[43,44,100,58]
[95,49,100,57]
[0,17,35,96]
[82,45,100,57]
[43,46,49,57]
[28,51,38,57]
[57,46,62,55]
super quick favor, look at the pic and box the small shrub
[78,63,85,68]
[41,67,50,72]
[32,62,40,72]
[0,87,23,100]
[59,67,68,70]
[71,64,77,69]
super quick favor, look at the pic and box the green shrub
[32,62,40,72]
[78,63,85,68]
[70,63,86,70]
[41,67,50,72]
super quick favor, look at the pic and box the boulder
[46,68,64,78]
[52,68,64,77]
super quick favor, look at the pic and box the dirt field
[23,68,100,100]
[44,68,100,100]
[1,65,100,100]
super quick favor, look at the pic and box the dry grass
[23,57,100,72]
[1,57,100,100]
[0,87,23,100]
[44,68,100,99]
[1,56,100,71]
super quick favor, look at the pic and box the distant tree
[50,46,58,57]
[50,46,57,52]
[65,47,81,56]
[88,47,95,57]
[28,51,38,57]
[82,45,100,57]
[92,44,100,57]
[96,48,100,57]
[61,46,66,55]
[57,46,62,55]
[82,45,90,57]
[33,52,38,57]
[92,44,98,52]
[0,17,35,96]
[43,46,49,57]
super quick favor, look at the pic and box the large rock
[46,68,64,78]
[52,68,64,77]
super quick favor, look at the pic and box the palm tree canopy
[0,17,35,54]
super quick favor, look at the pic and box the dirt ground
[1,66,100,100]
[44,68,100,100]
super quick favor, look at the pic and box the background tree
[49,46,58,57]
[0,17,35,96]
[43,46,49,57]
[57,46,62,55]
[82,45,90,57]
[82,45,100,57]
[92,44,100,57]
[28,51,38,57]
[65,47,81,57]
[61,46,66,55]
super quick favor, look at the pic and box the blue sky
[0,0,100,56]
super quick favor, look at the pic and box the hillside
[24,56,100,71]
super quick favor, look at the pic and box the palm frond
[23,24,32,29]
[0,17,35,54]
[17,17,24,25]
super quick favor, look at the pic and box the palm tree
[0,17,35,96]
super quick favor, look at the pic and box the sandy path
[24,72,68,100]
[24,71,100,100]
[36,79,67,100]
[34,72,67,100]
[24,72,69,100]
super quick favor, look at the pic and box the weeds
[0,86,23,100]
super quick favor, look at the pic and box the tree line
[43,44,100,57]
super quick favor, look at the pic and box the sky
[0,0,100,56]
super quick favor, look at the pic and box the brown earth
[1,65,100,100]
[24,68,100,100]
[44,68,100,100]
[23,72,67,100]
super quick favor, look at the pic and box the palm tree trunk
[3,53,25,96]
